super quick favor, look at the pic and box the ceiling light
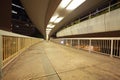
[50,15,59,22]
[66,0,86,10]
[12,3,24,9]
[46,28,52,31]
[47,24,55,28]
[54,17,64,23]
[47,24,52,28]
[50,25,55,28]
[60,0,72,8]
[12,10,17,14]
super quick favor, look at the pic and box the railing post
[89,39,91,53]
[71,39,72,47]
[65,39,67,46]
[89,13,91,19]
[78,39,79,49]
[0,35,3,80]
[110,39,113,57]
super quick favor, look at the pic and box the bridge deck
[3,41,120,80]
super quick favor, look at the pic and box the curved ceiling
[49,0,110,36]
[21,0,109,38]
[21,0,61,37]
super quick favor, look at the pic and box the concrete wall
[57,8,120,37]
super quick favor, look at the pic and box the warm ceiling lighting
[60,0,72,8]
[50,15,59,22]
[54,17,64,23]
[46,28,52,31]
[47,24,55,28]
[50,25,55,28]
[12,3,24,9]
[47,24,52,28]
[66,0,86,10]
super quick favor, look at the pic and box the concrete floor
[3,41,120,80]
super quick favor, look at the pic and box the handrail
[51,37,120,58]
[0,30,43,78]
[60,1,120,31]
[57,37,120,40]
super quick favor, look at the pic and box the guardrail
[60,1,120,30]
[51,38,120,58]
[0,30,42,79]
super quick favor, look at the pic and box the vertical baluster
[118,40,120,58]
[108,40,111,54]
[0,35,3,79]
[78,39,79,49]
[89,39,91,53]
[111,40,113,57]
[107,40,109,54]
[2,36,5,60]
[113,40,116,56]
[101,40,103,53]
[71,39,72,47]
[103,40,105,53]
[116,40,119,57]
[104,40,107,54]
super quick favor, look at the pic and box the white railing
[60,1,120,30]
[51,38,120,58]
[0,30,43,79]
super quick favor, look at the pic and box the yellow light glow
[54,17,64,23]
[60,0,72,8]
[47,24,55,28]
[46,28,52,31]
[50,15,59,22]
[66,0,86,10]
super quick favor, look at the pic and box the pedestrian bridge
[0,31,120,80]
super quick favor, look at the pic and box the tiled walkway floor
[3,41,120,80]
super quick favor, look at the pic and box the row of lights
[12,3,25,14]
[46,0,86,35]
[12,3,24,10]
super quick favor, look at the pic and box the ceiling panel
[50,0,110,36]
[21,0,61,37]
[20,0,110,38]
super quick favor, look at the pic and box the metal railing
[0,30,42,79]
[51,38,120,58]
[61,1,120,30]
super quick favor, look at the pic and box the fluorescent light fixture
[46,28,52,31]
[60,0,72,8]
[54,17,64,23]
[12,10,17,14]
[12,3,24,9]
[66,0,86,10]
[47,24,51,28]
[47,24,55,28]
[50,15,59,22]
[49,25,55,28]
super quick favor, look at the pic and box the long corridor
[3,41,120,80]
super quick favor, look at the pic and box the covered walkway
[3,41,120,80]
